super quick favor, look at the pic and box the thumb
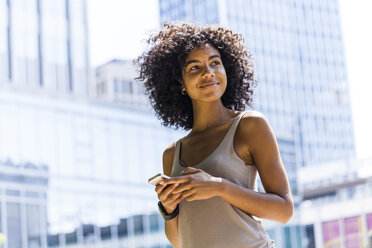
[181,167,200,175]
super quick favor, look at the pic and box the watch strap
[158,201,179,221]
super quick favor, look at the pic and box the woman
[136,22,293,248]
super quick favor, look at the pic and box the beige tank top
[171,111,275,248]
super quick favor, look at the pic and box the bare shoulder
[162,142,176,176]
[237,110,275,147]
[239,110,270,131]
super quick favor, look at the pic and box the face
[181,43,227,104]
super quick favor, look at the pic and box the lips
[200,81,219,88]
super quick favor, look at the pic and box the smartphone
[148,173,170,186]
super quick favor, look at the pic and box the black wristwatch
[158,201,179,221]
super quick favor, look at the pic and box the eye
[189,65,200,71]
[211,60,221,66]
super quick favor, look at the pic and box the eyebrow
[184,55,221,69]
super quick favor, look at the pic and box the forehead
[185,43,221,61]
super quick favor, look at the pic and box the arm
[156,143,182,248]
[167,112,293,224]
[218,113,293,223]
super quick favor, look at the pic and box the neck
[190,100,236,133]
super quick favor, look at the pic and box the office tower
[0,0,90,96]
[159,0,355,169]
[0,1,181,247]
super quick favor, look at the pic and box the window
[113,79,118,93]
[7,202,22,248]
[27,204,41,247]
[149,213,160,232]
[133,215,144,235]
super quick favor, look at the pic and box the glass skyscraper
[0,0,89,96]
[159,0,355,169]
[0,1,181,247]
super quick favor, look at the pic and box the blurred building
[0,89,181,248]
[298,157,372,248]
[0,0,90,96]
[0,159,49,248]
[46,214,171,248]
[94,59,147,105]
[0,0,184,247]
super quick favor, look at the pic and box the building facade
[0,0,90,96]
[95,59,147,105]
[299,157,372,248]
[0,0,185,247]
[0,88,182,248]
[0,159,49,248]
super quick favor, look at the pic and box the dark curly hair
[135,22,256,130]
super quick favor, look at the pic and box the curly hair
[135,22,256,130]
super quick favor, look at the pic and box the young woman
[137,22,293,248]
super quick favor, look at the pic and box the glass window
[65,230,77,245]
[83,224,94,243]
[7,202,22,248]
[6,189,20,196]
[118,219,128,237]
[47,234,59,247]
[27,204,41,247]
[133,215,144,235]
[149,213,160,232]
[100,225,111,240]
[114,79,118,93]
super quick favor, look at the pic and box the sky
[88,0,372,159]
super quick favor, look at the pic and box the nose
[202,67,215,79]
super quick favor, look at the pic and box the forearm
[164,216,180,248]
[216,178,293,224]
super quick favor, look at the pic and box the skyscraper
[0,1,181,247]
[0,0,90,96]
[159,0,355,169]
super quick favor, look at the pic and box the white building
[299,157,372,247]
[0,88,183,248]
[95,59,147,105]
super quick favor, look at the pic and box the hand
[166,167,222,201]
[155,180,183,214]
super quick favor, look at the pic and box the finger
[155,183,168,194]
[172,183,193,194]
[165,192,182,203]
[182,189,195,199]
[174,194,184,204]
[185,194,197,201]
[159,183,179,201]
[166,176,190,184]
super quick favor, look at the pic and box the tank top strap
[171,140,182,176]
[219,110,247,149]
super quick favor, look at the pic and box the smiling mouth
[200,82,219,88]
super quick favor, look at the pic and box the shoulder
[239,110,269,129]
[237,110,274,144]
[162,142,176,176]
